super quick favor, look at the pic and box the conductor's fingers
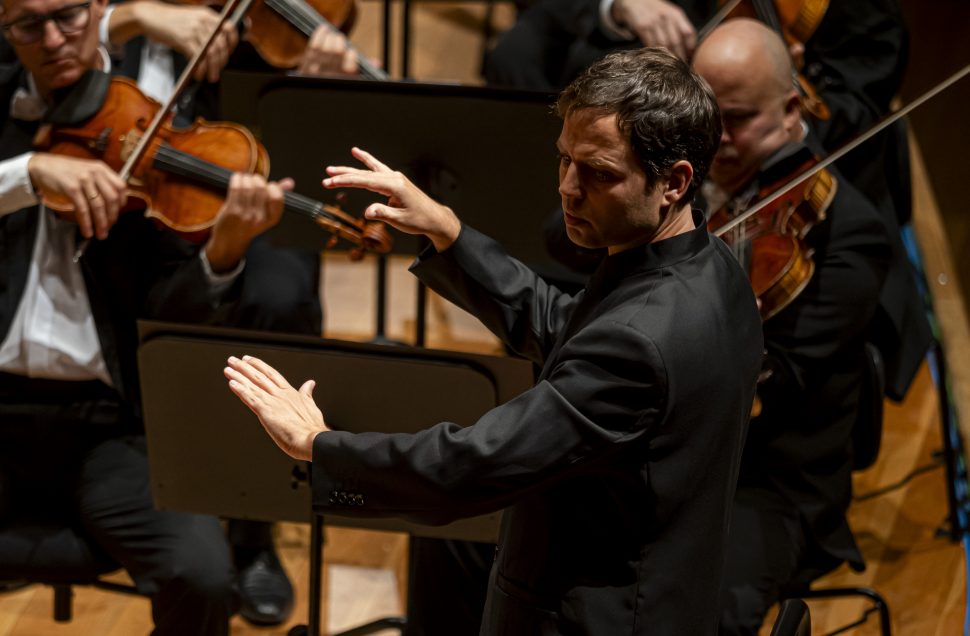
[350,147,392,173]
[225,366,262,413]
[363,202,406,225]
[227,355,279,393]
[299,379,316,398]
[324,165,372,178]
[241,355,292,389]
[322,172,400,197]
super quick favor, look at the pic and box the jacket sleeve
[118,214,242,324]
[410,225,579,366]
[311,320,668,525]
[805,0,907,149]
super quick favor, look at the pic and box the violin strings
[151,145,355,229]
[264,0,388,81]
[265,0,317,38]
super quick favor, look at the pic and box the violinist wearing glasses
[91,0,368,624]
[691,19,892,634]
[0,0,291,633]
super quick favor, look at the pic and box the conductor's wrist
[429,210,461,253]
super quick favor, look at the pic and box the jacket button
[354,494,364,506]
[337,492,348,504]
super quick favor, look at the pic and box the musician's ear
[782,89,801,135]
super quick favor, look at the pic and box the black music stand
[219,73,567,342]
[137,320,533,635]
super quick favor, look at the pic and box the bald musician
[693,19,893,634]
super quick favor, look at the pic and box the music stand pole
[308,512,325,635]
[373,255,395,345]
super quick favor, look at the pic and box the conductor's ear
[662,160,693,210]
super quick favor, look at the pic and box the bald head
[691,19,802,194]
[694,19,794,100]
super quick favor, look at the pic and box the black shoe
[236,548,295,626]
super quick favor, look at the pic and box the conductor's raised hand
[225,355,329,462]
[323,147,462,252]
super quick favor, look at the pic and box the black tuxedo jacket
[744,143,892,569]
[310,220,763,634]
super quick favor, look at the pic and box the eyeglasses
[1,2,91,46]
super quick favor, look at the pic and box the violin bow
[117,0,254,182]
[714,61,970,238]
[696,0,744,42]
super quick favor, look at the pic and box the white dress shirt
[0,49,241,385]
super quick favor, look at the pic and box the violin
[707,150,836,320]
[701,0,830,120]
[34,74,392,258]
[706,59,970,322]
[184,0,388,79]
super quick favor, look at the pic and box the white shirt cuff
[0,153,40,217]
[99,5,125,55]
[199,249,245,297]
[100,5,114,45]
[600,0,636,41]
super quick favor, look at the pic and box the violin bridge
[119,130,143,164]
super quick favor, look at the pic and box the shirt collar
[9,46,111,121]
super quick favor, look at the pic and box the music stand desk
[137,321,533,634]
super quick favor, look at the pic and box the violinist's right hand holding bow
[323,147,461,253]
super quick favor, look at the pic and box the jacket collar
[591,209,711,290]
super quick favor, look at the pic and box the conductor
[225,48,763,634]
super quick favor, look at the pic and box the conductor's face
[557,110,665,254]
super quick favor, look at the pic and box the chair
[781,342,891,636]
[769,598,811,636]
[0,517,142,622]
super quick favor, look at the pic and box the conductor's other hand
[297,26,359,77]
[323,147,462,252]
[28,153,127,240]
[225,355,329,462]
[204,173,291,274]
[610,0,696,60]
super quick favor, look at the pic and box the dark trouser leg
[231,237,323,335]
[404,538,494,636]
[76,435,235,636]
[718,486,808,636]
[0,385,234,636]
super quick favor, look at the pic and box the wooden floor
[1,2,968,634]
